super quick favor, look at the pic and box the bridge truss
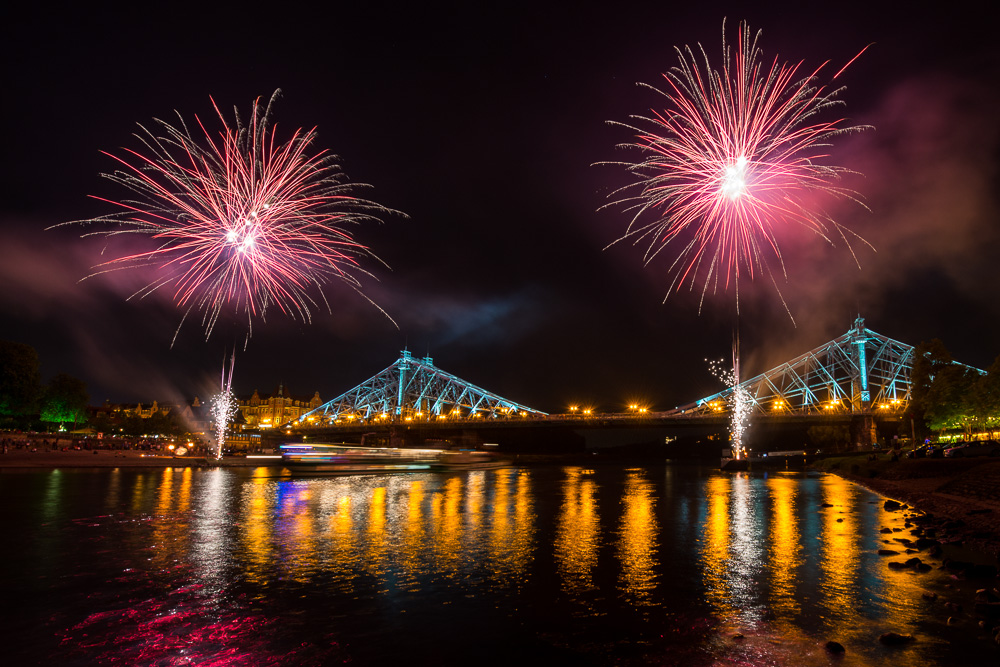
[291,349,547,425]
[678,317,917,417]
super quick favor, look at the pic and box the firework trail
[210,351,238,459]
[61,89,398,342]
[602,20,871,316]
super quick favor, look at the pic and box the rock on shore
[813,456,1000,558]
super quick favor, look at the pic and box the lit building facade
[238,385,323,429]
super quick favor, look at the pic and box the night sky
[2,1,998,414]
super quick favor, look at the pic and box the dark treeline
[1,340,88,430]
[911,339,1000,438]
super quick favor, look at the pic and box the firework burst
[63,89,398,341]
[603,20,871,315]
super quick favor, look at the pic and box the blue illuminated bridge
[278,317,981,450]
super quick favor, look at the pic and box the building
[238,385,323,430]
[87,387,322,437]
[86,398,211,440]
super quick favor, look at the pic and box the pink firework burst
[603,21,871,314]
[67,89,397,340]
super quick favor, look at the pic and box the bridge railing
[286,410,726,429]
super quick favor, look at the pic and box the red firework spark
[603,21,870,311]
[68,89,396,339]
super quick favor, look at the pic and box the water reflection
[435,476,463,576]
[617,468,659,607]
[241,468,274,584]
[489,469,535,587]
[554,467,600,601]
[9,466,990,666]
[149,468,194,572]
[700,472,768,626]
[104,468,120,509]
[238,470,537,596]
[41,470,62,523]
[767,473,802,622]
[701,474,732,613]
[399,479,425,589]
[820,473,862,632]
[192,468,229,588]
[466,471,484,532]
[729,473,765,624]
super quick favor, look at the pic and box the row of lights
[702,396,907,412]
[291,396,908,426]
[292,408,531,425]
[567,405,649,415]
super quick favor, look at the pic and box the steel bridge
[674,316,951,418]
[289,349,547,427]
[283,317,980,436]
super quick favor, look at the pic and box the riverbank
[813,455,1000,559]
[0,449,271,468]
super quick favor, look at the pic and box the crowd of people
[0,433,209,455]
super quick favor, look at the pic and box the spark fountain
[708,344,751,464]
[210,352,238,460]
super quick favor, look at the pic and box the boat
[279,442,445,474]
[431,450,511,470]
[720,457,749,471]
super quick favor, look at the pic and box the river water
[1,465,996,666]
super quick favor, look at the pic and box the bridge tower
[850,316,871,411]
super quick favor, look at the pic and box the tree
[146,410,186,438]
[911,339,983,436]
[89,412,115,436]
[923,364,977,435]
[39,373,89,429]
[119,414,146,438]
[0,341,42,427]
[970,354,1000,432]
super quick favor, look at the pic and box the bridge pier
[853,414,877,450]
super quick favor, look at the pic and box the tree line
[1,340,89,430]
[911,339,1000,438]
[1,340,194,437]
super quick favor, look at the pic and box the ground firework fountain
[709,345,751,459]
[210,352,238,459]
[729,348,751,459]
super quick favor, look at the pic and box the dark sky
[2,1,998,414]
